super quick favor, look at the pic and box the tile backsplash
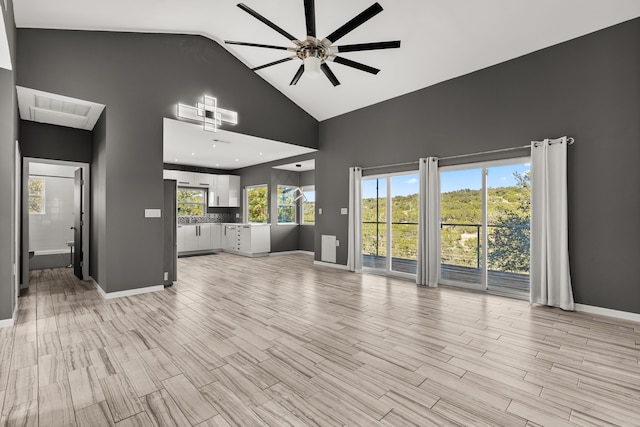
[177,213,239,224]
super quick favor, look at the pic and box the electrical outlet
[340,208,348,215]
[336,240,339,247]
[163,272,169,281]
[318,208,322,214]
[236,213,240,218]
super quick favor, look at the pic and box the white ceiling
[273,159,315,172]
[163,118,316,170]
[17,86,106,130]
[13,1,640,121]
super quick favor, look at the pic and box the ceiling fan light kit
[225,0,401,86]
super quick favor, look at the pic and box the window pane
[278,206,296,223]
[29,177,44,196]
[247,186,268,223]
[177,203,203,216]
[277,186,296,204]
[303,189,315,225]
[176,188,205,216]
[29,196,44,214]
[178,189,204,203]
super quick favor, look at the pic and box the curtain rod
[439,137,574,161]
[361,137,575,170]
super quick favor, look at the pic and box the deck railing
[362,221,530,275]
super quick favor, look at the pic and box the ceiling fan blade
[321,63,340,86]
[304,0,316,38]
[237,3,298,42]
[332,56,379,75]
[252,57,295,71]
[323,3,383,44]
[290,65,305,85]
[337,41,401,53]
[225,41,292,51]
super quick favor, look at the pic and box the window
[28,177,45,214]
[246,185,268,223]
[301,185,315,225]
[277,185,297,224]
[177,188,205,216]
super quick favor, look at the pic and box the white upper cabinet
[210,175,241,207]
[163,170,195,186]
[164,170,240,207]
[192,172,211,189]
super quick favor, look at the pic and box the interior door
[73,168,83,279]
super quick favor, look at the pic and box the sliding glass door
[440,158,531,296]
[362,172,419,277]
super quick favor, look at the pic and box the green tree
[247,186,268,223]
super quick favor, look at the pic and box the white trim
[0,316,14,328]
[270,250,314,256]
[574,304,640,323]
[313,260,349,270]
[88,276,164,300]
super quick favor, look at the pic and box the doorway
[439,157,531,296]
[361,171,420,278]
[23,158,90,284]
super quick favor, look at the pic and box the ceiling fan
[225,1,401,86]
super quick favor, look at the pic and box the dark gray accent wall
[20,120,92,162]
[0,0,17,321]
[317,18,640,314]
[17,29,318,293]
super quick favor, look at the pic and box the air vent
[35,95,91,117]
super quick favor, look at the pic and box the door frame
[361,170,419,280]
[22,158,91,282]
[439,156,530,294]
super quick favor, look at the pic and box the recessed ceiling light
[235,158,239,162]
[216,164,219,167]
[174,158,178,162]
[191,152,195,156]
[212,144,216,148]
[259,152,263,155]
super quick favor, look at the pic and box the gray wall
[20,120,92,162]
[0,0,17,321]
[238,154,316,253]
[317,18,640,314]
[17,29,318,293]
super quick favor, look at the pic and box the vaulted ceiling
[13,0,640,121]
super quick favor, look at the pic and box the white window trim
[245,184,269,224]
[301,185,315,226]
[277,185,298,225]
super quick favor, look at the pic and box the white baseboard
[0,317,14,328]
[88,276,164,300]
[270,250,314,256]
[313,260,349,270]
[574,303,640,323]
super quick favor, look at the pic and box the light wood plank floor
[1,253,639,426]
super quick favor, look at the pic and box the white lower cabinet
[178,224,219,255]
[222,224,270,256]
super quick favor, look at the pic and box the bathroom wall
[28,163,75,253]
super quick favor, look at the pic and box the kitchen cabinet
[222,224,270,256]
[163,170,195,187]
[210,175,240,207]
[210,224,222,249]
[178,224,217,254]
[192,172,211,189]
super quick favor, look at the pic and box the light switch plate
[336,240,340,247]
[318,208,322,214]
[145,209,161,218]
[340,208,348,215]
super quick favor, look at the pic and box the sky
[362,163,530,198]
